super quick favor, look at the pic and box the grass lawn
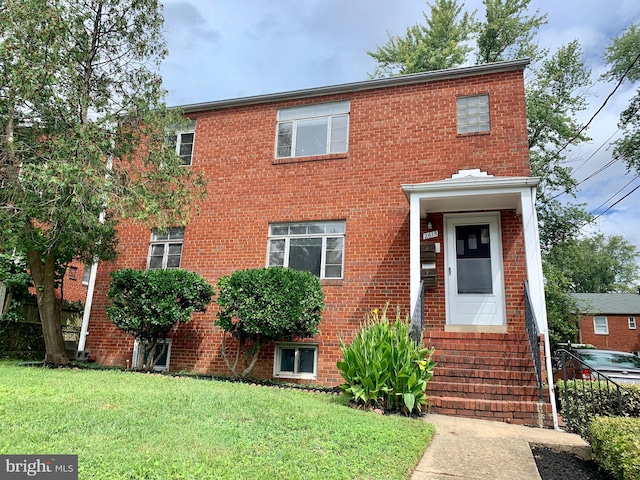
[0,362,434,479]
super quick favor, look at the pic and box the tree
[603,23,640,172]
[545,234,640,294]
[476,0,546,64]
[215,268,325,378]
[367,0,476,77]
[0,0,205,365]
[106,268,214,371]
[526,41,593,250]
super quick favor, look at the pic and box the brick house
[571,293,640,354]
[81,59,556,426]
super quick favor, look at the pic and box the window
[68,266,77,281]
[147,228,184,269]
[82,264,92,285]
[276,101,349,158]
[593,316,609,335]
[457,94,490,134]
[167,120,196,165]
[132,339,172,371]
[274,343,318,379]
[630,317,637,329]
[267,221,345,279]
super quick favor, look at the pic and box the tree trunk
[27,251,68,365]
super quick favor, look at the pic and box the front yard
[0,363,433,479]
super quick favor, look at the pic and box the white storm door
[445,213,505,326]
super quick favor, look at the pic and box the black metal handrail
[556,348,629,435]
[524,280,544,402]
[410,280,425,344]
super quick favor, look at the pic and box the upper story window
[82,264,92,285]
[276,101,349,158]
[147,227,184,269]
[457,94,489,134]
[267,221,345,279]
[167,120,196,166]
[630,317,637,329]
[593,316,609,335]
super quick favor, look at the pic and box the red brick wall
[85,68,531,385]
[579,315,640,353]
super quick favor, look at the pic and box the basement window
[273,343,318,380]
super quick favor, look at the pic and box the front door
[445,213,505,326]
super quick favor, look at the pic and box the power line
[592,182,640,222]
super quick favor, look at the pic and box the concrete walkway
[411,414,591,480]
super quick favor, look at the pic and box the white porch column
[520,186,547,332]
[409,194,422,309]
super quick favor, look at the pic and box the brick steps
[423,331,553,427]
[427,380,543,402]
[428,396,554,427]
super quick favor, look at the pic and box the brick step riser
[434,368,537,382]
[427,396,555,427]
[427,381,541,396]
[434,356,534,369]
[427,387,542,402]
[430,346,533,355]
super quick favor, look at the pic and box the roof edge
[177,59,530,113]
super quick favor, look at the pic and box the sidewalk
[411,414,590,480]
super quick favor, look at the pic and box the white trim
[273,342,318,380]
[629,317,637,330]
[594,316,609,335]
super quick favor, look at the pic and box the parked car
[572,349,640,384]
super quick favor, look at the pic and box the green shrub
[557,381,640,434]
[107,268,214,370]
[589,417,640,480]
[337,305,435,414]
[215,267,324,378]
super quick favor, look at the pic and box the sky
[159,0,640,253]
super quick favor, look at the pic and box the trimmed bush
[589,417,640,480]
[337,305,435,414]
[215,267,324,378]
[107,268,214,370]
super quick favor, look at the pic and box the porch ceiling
[402,174,540,217]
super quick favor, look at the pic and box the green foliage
[368,0,476,77]
[337,306,436,414]
[0,364,435,480]
[476,0,547,64]
[215,267,324,377]
[603,24,640,173]
[542,264,580,350]
[0,320,45,360]
[106,269,213,370]
[0,0,206,364]
[546,234,640,293]
[557,381,640,438]
[589,417,640,480]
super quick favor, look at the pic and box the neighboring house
[571,293,640,354]
[81,59,555,426]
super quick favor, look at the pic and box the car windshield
[578,351,640,369]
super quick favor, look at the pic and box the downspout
[78,259,98,352]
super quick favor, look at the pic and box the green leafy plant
[215,267,324,378]
[337,305,435,414]
[106,268,214,371]
[589,416,640,480]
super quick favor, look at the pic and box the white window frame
[168,120,196,166]
[275,101,350,158]
[593,316,609,335]
[457,94,490,134]
[82,264,92,285]
[147,227,184,270]
[273,342,318,380]
[629,317,637,330]
[267,221,345,279]
[132,338,172,371]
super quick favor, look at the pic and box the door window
[455,224,492,294]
